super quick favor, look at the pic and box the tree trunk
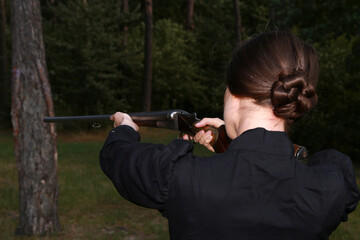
[186,0,195,31]
[233,0,242,43]
[11,0,60,235]
[0,0,8,119]
[123,0,129,47]
[142,0,153,111]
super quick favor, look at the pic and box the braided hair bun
[227,31,319,123]
[271,68,317,121]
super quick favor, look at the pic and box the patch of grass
[0,128,210,240]
[0,128,359,239]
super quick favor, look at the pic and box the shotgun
[44,109,308,161]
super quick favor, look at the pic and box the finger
[204,131,213,143]
[182,134,193,141]
[194,119,208,128]
[195,118,225,128]
[194,130,205,143]
[114,112,124,120]
[197,130,210,145]
[198,130,213,145]
[192,130,215,152]
[122,113,131,122]
[202,141,215,152]
[121,113,139,131]
[207,145,215,152]
[113,112,125,127]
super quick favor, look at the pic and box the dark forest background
[0,0,359,161]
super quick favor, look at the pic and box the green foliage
[25,0,360,160]
[270,0,360,42]
[240,0,269,34]
[152,0,185,24]
[192,0,236,116]
[43,0,142,115]
[292,35,360,160]
[152,19,207,112]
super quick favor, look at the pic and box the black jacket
[100,126,360,240]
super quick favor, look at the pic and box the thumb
[195,118,224,128]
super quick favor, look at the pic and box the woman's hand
[183,118,225,152]
[110,112,139,132]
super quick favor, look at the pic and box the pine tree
[11,0,60,234]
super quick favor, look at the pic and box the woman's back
[168,128,352,240]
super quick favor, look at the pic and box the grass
[0,127,359,239]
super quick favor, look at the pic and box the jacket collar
[227,128,295,156]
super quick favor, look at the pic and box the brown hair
[226,31,319,123]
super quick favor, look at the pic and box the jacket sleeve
[310,149,360,221]
[99,125,193,213]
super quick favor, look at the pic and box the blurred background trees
[1,0,359,161]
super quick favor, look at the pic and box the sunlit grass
[0,128,358,239]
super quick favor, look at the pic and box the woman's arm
[99,123,193,212]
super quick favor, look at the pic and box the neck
[235,99,285,136]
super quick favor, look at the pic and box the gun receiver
[44,109,308,160]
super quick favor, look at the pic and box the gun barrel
[44,115,111,123]
[43,110,192,123]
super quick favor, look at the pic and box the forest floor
[0,128,359,240]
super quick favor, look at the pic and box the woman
[100,31,360,240]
